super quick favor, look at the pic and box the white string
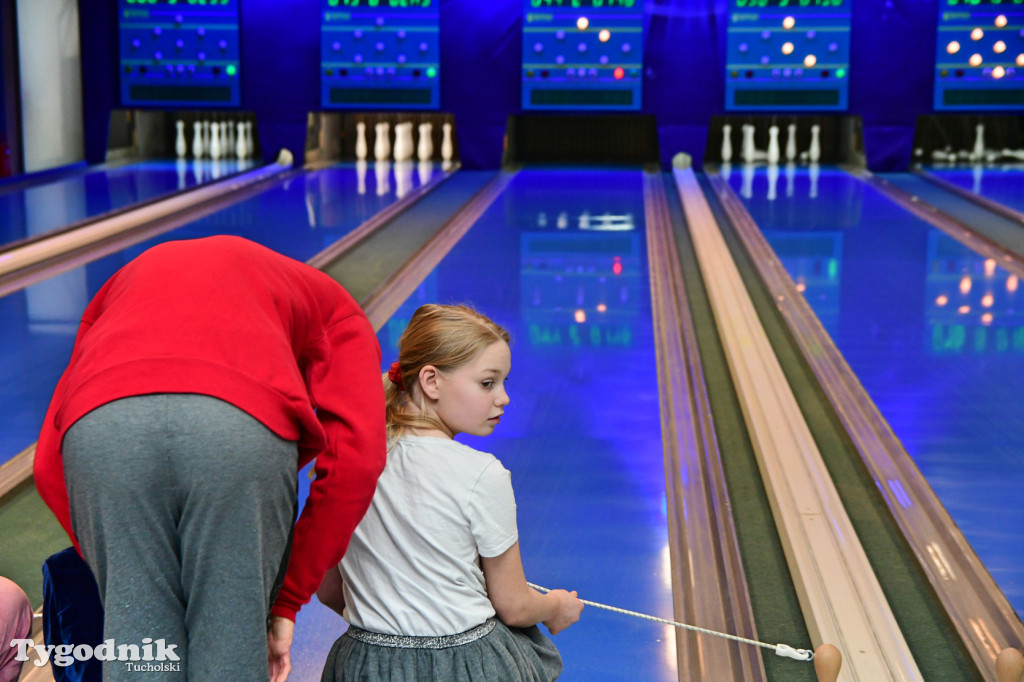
[527,582,814,663]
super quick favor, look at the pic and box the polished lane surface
[0,162,444,467]
[289,168,676,682]
[721,164,1024,618]
[0,159,257,247]
[924,164,1024,214]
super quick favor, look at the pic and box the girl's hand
[542,589,584,635]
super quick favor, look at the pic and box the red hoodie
[33,235,386,621]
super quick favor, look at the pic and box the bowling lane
[922,164,1024,215]
[719,164,1024,618]
[0,159,258,248]
[289,168,675,682]
[0,161,448,467]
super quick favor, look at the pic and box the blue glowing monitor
[725,0,851,111]
[321,0,440,110]
[521,0,644,111]
[934,2,1024,110]
[118,0,241,108]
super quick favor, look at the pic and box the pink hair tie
[388,361,404,390]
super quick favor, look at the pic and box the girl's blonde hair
[384,304,511,443]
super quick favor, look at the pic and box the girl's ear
[418,365,441,400]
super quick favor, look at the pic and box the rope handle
[527,582,814,663]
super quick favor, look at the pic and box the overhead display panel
[934,3,1024,110]
[119,0,242,108]
[725,0,851,111]
[521,0,644,111]
[320,0,440,110]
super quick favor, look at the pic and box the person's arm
[267,616,294,682]
[270,312,387,621]
[316,565,347,617]
[481,542,583,635]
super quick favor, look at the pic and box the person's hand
[267,615,295,682]
[542,590,584,635]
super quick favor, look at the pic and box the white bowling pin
[767,125,780,165]
[809,124,821,163]
[210,120,222,160]
[417,122,433,162]
[175,120,187,158]
[355,122,368,161]
[441,122,453,162]
[785,123,797,162]
[245,122,254,159]
[374,122,391,161]
[721,123,733,163]
[202,121,211,156]
[767,162,779,200]
[971,123,985,162]
[236,121,247,159]
[224,121,234,158]
[192,121,204,159]
[741,124,756,164]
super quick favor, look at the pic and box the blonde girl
[318,303,583,681]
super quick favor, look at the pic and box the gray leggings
[63,394,298,681]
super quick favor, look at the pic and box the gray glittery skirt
[320,618,562,681]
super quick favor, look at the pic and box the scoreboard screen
[934,5,1024,110]
[321,0,440,109]
[118,0,241,107]
[521,0,643,111]
[725,0,850,111]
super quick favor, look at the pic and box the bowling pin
[721,123,733,163]
[210,120,222,160]
[244,122,254,159]
[441,122,453,162]
[392,123,405,162]
[971,123,985,163]
[192,121,204,159]
[175,120,187,158]
[741,124,756,164]
[374,122,391,161]
[202,121,211,156]
[767,125,780,165]
[236,121,247,159]
[767,162,779,200]
[808,124,821,163]
[785,123,797,162]
[355,121,368,161]
[224,121,234,159]
[417,122,434,162]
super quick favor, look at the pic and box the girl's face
[433,341,511,438]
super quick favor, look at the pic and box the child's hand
[542,590,584,635]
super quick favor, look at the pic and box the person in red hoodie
[33,236,387,681]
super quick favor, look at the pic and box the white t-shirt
[339,435,519,636]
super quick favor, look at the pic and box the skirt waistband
[345,618,497,650]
